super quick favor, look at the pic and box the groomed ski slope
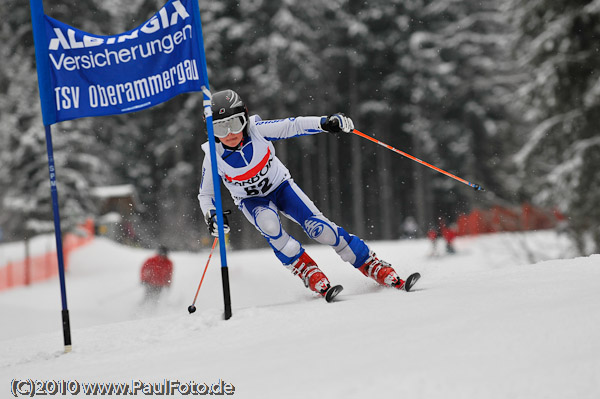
[1,231,599,399]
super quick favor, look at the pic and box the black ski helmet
[211,89,248,122]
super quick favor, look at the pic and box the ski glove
[321,113,355,134]
[205,209,231,237]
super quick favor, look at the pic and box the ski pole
[188,237,219,314]
[352,129,484,191]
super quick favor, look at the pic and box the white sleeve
[198,154,216,217]
[254,116,324,141]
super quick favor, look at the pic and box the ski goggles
[212,112,248,138]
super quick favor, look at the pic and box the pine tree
[0,0,114,240]
[510,0,600,254]
[396,0,519,232]
[0,0,54,239]
[0,0,529,251]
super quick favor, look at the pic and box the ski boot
[358,252,407,290]
[286,251,343,302]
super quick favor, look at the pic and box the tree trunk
[349,65,365,237]
[413,133,433,236]
[317,135,330,216]
[329,136,342,223]
[377,121,394,239]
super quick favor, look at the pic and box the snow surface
[1,231,599,399]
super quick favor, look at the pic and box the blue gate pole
[44,125,72,352]
[205,110,233,320]
[30,0,71,351]
[191,0,232,320]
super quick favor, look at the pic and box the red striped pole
[352,129,484,191]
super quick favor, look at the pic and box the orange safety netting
[0,220,94,291]
[457,204,565,236]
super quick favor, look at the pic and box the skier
[440,222,457,254]
[427,228,439,257]
[198,89,419,300]
[140,246,173,302]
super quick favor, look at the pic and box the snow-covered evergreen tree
[0,0,114,240]
[0,1,46,240]
[510,0,600,254]
[4,0,583,252]
[404,0,519,230]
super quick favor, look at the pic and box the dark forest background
[1,0,599,255]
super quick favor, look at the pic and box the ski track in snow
[1,231,599,399]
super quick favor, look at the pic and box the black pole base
[221,267,232,320]
[62,309,72,352]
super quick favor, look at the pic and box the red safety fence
[457,203,565,236]
[0,220,95,292]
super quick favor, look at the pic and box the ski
[325,284,344,302]
[404,272,421,292]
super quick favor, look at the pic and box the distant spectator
[440,223,458,254]
[140,246,173,301]
[427,228,439,257]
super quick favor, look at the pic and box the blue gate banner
[28,0,232,335]
[33,0,206,124]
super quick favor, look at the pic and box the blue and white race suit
[198,115,370,267]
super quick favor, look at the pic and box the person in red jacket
[440,223,458,254]
[140,246,173,301]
